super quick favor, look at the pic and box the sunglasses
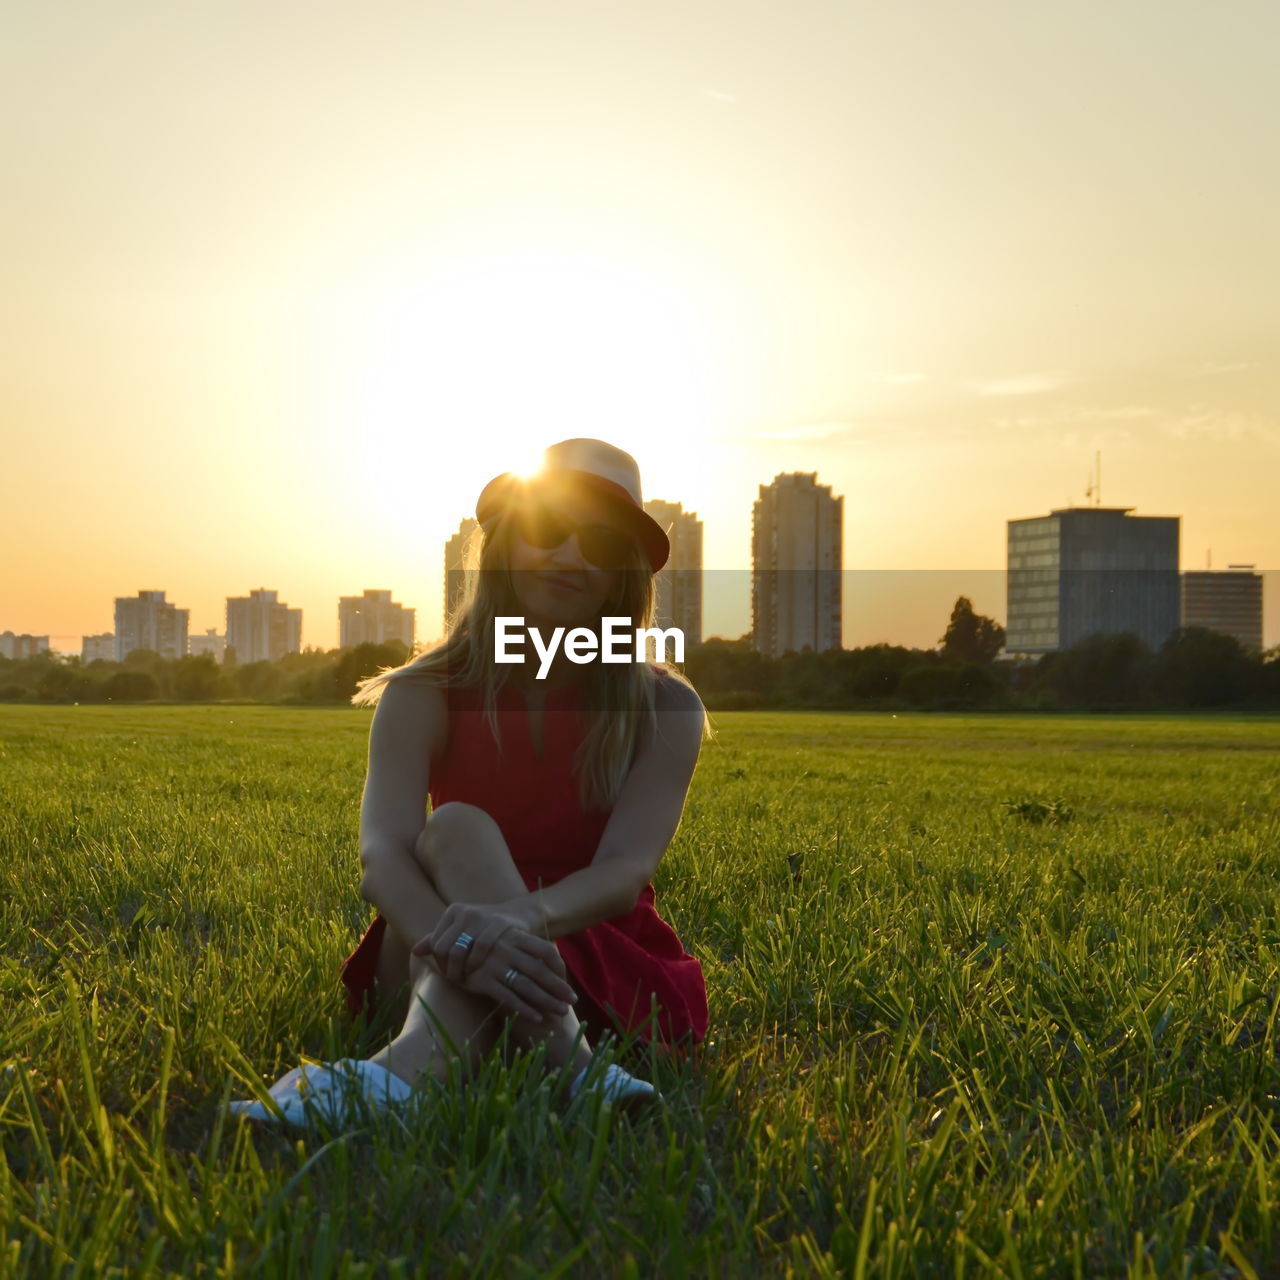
[512,499,638,571]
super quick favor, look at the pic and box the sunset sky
[4,2,1277,651]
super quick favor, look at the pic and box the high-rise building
[1006,507,1180,655]
[188,629,227,663]
[445,518,480,629]
[644,500,703,646]
[751,473,843,658]
[113,591,190,661]
[82,634,115,663]
[225,589,302,664]
[1181,567,1263,653]
[339,589,415,650]
[1,632,50,660]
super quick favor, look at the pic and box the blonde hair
[351,509,707,811]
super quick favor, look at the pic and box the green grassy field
[3,705,1280,1278]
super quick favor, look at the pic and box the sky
[3,1,1277,652]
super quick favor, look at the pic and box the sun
[322,236,728,496]
[507,447,547,482]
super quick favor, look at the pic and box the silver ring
[454,932,475,952]
[503,967,521,988]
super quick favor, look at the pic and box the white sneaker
[569,1062,661,1110]
[228,1058,415,1131]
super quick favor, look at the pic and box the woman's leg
[373,922,412,1031]
[418,802,595,1079]
[368,802,593,1086]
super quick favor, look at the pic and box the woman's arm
[356,677,451,952]
[363,675,581,1019]
[509,675,708,940]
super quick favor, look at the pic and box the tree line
[2,599,1277,711]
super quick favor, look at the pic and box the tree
[234,660,285,700]
[1037,632,1153,706]
[172,654,224,701]
[102,671,158,702]
[332,642,409,701]
[35,662,91,702]
[834,644,919,701]
[899,660,1003,708]
[1156,627,1255,707]
[940,597,1006,664]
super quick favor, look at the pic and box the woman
[231,438,709,1127]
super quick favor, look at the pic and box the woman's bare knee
[416,802,510,882]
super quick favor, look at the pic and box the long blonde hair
[351,509,705,811]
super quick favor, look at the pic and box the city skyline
[7,480,1272,659]
[5,4,1278,652]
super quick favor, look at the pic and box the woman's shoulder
[648,664,705,715]
[368,669,450,769]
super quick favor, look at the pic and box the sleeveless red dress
[339,672,708,1050]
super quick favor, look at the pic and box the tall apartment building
[1,632,51,660]
[644,499,703,646]
[1181,567,1263,653]
[113,590,190,661]
[225,589,302,664]
[82,634,115,663]
[444,518,480,628]
[751,473,843,658]
[188,629,227,663]
[1006,507,1180,655]
[339,589,415,650]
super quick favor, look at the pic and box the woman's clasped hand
[412,901,578,1024]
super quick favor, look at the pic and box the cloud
[971,372,1072,397]
[752,421,856,442]
[1164,407,1278,442]
[700,88,737,104]
[988,405,1156,430]
[1183,361,1256,377]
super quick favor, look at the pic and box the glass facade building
[1181,568,1263,653]
[1007,508,1180,655]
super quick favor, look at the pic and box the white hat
[476,438,670,572]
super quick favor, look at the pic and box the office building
[114,591,190,661]
[339,589,415,650]
[82,634,115,664]
[1181,567,1263,653]
[445,518,480,628]
[1006,507,1180,655]
[225,589,302,664]
[751,473,843,658]
[188,629,227,663]
[1,632,50,660]
[644,500,703,646]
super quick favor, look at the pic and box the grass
[2,704,1280,1277]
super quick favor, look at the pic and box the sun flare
[315,236,736,552]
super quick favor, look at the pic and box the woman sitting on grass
[231,438,709,1127]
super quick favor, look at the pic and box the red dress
[339,673,708,1049]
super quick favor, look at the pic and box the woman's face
[506,487,635,630]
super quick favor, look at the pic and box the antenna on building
[1207,548,1212,570]
[1085,451,1102,506]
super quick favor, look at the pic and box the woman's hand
[413,901,577,1023]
